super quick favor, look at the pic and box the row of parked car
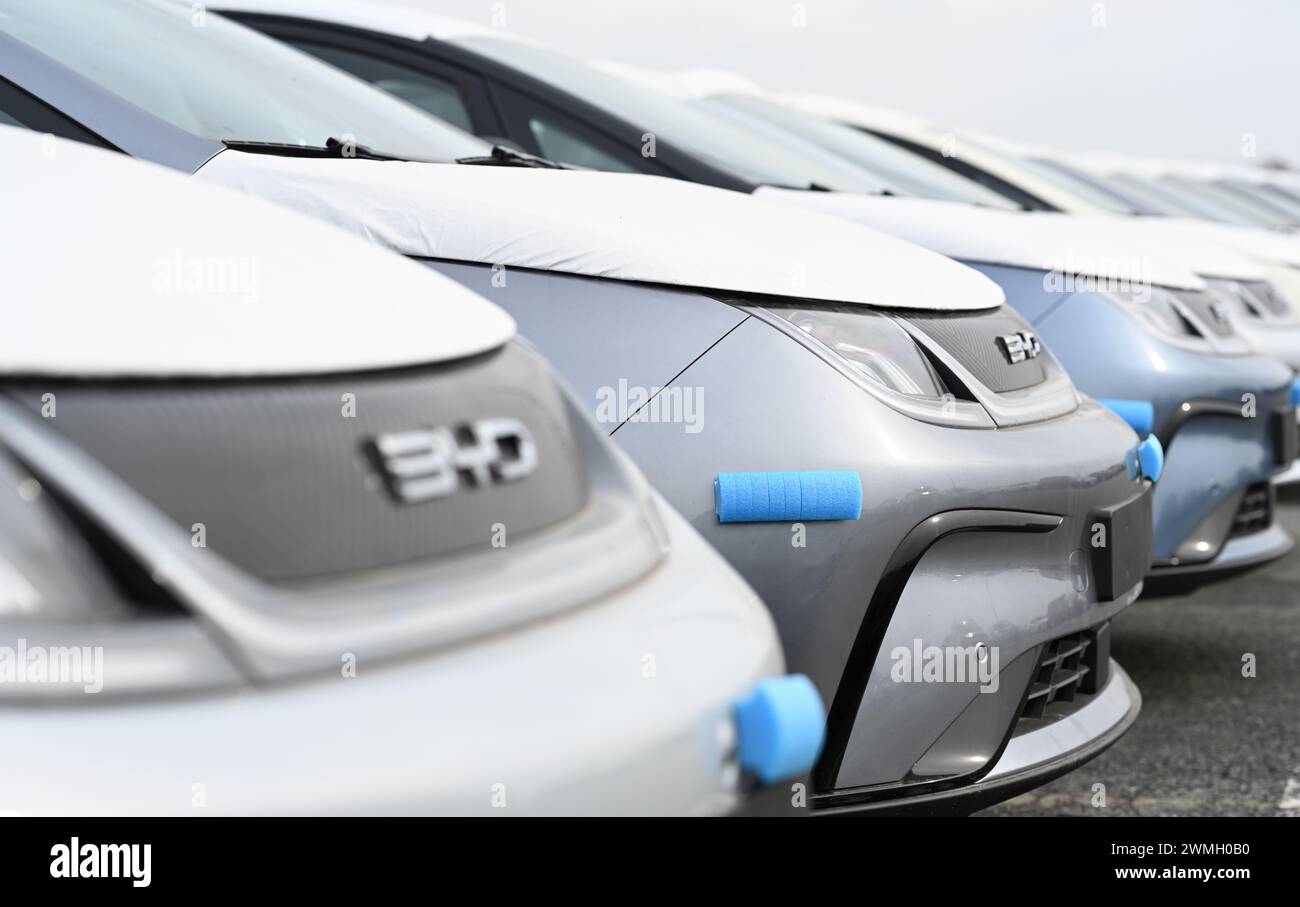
[2,0,1297,816]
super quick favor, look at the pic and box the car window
[453,36,886,192]
[527,116,638,172]
[0,0,489,161]
[0,109,23,128]
[287,40,476,133]
[706,94,1020,210]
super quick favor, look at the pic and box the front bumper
[1274,459,1300,485]
[1148,519,1294,591]
[815,659,1140,816]
[0,497,793,816]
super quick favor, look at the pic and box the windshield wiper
[222,138,439,163]
[456,144,572,170]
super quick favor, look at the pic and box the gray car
[284,19,1290,593]
[0,0,1156,814]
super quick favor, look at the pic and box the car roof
[0,126,514,377]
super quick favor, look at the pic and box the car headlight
[1105,285,1205,344]
[1204,278,1260,318]
[746,303,995,428]
[764,304,946,395]
[1106,283,1254,355]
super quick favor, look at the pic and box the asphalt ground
[979,484,1300,816]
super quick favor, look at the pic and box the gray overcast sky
[393,0,1298,166]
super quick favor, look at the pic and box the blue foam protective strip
[715,470,862,522]
[734,674,827,784]
[1138,434,1164,482]
[1097,398,1155,436]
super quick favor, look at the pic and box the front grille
[1229,482,1272,538]
[1241,280,1291,316]
[1017,623,1110,731]
[3,344,589,583]
[1178,288,1236,337]
[901,306,1047,393]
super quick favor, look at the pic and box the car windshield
[1168,177,1297,229]
[0,0,490,161]
[1012,155,1149,215]
[453,37,886,192]
[1104,172,1250,223]
[705,94,1021,210]
[1243,180,1300,219]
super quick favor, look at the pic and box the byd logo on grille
[995,330,1042,364]
[370,418,539,504]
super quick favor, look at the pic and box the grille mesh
[901,306,1047,393]
[1230,482,1272,538]
[1178,289,1236,337]
[1018,623,1109,728]
[4,346,589,583]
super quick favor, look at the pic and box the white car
[0,125,823,816]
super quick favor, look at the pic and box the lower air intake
[1017,622,1110,730]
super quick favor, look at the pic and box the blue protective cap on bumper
[715,470,862,523]
[1098,398,1155,436]
[734,675,826,784]
[1138,434,1164,482]
[1291,377,1300,407]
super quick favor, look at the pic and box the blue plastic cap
[1098,398,1155,436]
[1291,377,1300,407]
[734,675,826,784]
[715,470,862,523]
[1138,434,1164,482]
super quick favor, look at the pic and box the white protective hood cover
[1155,218,1300,269]
[755,189,1207,291]
[196,149,1006,311]
[0,126,514,377]
[1068,215,1268,281]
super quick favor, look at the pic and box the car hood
[755,189,1208,291]
[196,149,1006,311]
[0,126,514,377]
[1057,214,1269,281]
[1147,218,1300,269]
